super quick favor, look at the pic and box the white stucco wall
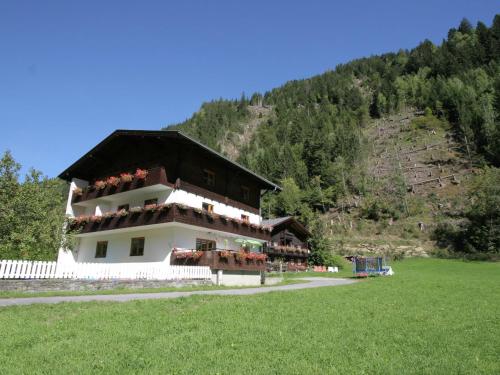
[72,224,262,264]
[58,178,263,267]
[166,189,261,224]
[69,185,260,224]
[212,271,262,286]
[76,226,174,263]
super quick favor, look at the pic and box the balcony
[68,203,272,240]
[72,166,170,204]
[170,249,266,272]
[265,245,309,258]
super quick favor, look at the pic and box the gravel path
[0,277,356,307]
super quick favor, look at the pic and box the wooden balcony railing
[72,166,170,204]
[170,250,266,272]
[68,203,272,240]
[265,245,309,258]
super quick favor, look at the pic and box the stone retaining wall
[0,279,212,293]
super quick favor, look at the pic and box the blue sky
[0,1,498,178]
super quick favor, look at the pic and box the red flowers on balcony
[144,203,158,212]
[173,250,203,260]
[217,250,266,262]
[219,250,232,259]
[90,215,102,223]
[79,168,151,196]
[94,180,106,190]
[255,253,267,261]
[107,176,120,187]
[134,168,148,180]
[120,173,133,183]
[72,216,89,225]
[267,245,309,257]
[102,211,115,220]
[235,250,247,262]
[68,203,271,239]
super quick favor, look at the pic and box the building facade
[262,216,311,271]
[57,130,280,285]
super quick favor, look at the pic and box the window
[202,202,214,213]
[130,237,145,256]
[144,198,158,207]
[203,169,216,187]
[241,186,250,202]
[196,238,216,251]
[241,214,250,223]
[118,204,129,211]
[95,241,108,258]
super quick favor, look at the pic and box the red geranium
[135,168,148,180]
[219,250,233,259]
[255,253,267,261]
[107,176,120,187]
[90,215,102,223]
[246,252,258,261]
[94,180,106,190]
[120,172,133,183]
[144,204,158,212]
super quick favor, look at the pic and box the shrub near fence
[0,260,212,281]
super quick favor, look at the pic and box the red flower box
[219,250,233,259]
[135,168,148,180]
[107,176,120,187]
[120,173,133,183]
[94,180,107,190]
[144,204,158,212]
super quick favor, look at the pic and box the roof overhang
[58,130,281,191]
[266,216,311,238]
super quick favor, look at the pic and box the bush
[361,198,401,221]
[411,111,448,131]
[431,221,465,249]
[323,253,351,270]
[432,168,500,258]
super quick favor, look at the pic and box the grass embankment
[0,279,302,299]
[0,258,498,374]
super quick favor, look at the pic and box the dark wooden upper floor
[59,130,280,211]
[262,216,311,248]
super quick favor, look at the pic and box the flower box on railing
[72,166,169,204]
[265,245,309,258]
[68,203,271,241]
[170,249,266,271]
[173,250,204,261]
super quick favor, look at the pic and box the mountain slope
[165,15,500,257]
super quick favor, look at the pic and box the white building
[57,130,280,285]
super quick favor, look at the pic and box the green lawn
[280,267,354,279]
[0,258,498,374]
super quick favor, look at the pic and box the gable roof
[58,130,281,191]
[261,216,293,227]
[262,216,311,238]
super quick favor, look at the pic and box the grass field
[0,258,498,374]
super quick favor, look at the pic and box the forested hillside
[168,15,500,260]
[1,16,498,261]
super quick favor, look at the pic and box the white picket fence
[0,260,212,281]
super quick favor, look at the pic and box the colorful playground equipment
[352,256,394,277]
